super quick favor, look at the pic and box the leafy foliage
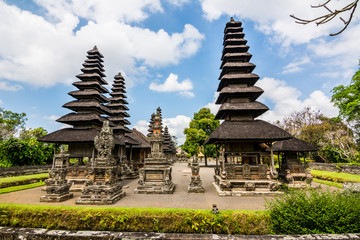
[0,108,27,141]
[267,189,360,234]
[276,107,359,163]
[183,108,219,164]
[0,128,54,167]
[0,181,46,194]
[332,63,360,143]
[0,173,49,188]
[311,169,360,183]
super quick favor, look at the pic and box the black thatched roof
[215,102,268,119]
[272,138,318,152]
[205,120,292,144]
[216,86,264,104]
[38,128,125,145]
[73,81,109,93]
[126,128,150,149]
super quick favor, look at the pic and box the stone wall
[0,165,51,178]
[309,162,360,175]
[0,227,359,240]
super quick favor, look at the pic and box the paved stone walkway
[0,162,340,210]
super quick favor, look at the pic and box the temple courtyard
[0,162,336,210]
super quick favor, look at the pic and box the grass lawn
[311,169,360,183]
[312,178,343,189]
[0,181,45,194]
[0,173,49,184]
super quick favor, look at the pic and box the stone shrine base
[188,185,205,193]
[213,182,283,197]
[40,193,73,202]
[75,185,126,205]
[134,182,175,194]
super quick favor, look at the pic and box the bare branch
[290,0,359,36]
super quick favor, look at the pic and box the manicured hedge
[0,204,270,235]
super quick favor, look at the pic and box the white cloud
[44,115,60,121]
[0,1,204,88]
[257,77,338,123]
[282,56,311,74]
[165,0,190,7]
[204,91,220,114]
[133,115,191,145]
[0,99,3,105]
[149,73,194,97]
[0,81,23,91]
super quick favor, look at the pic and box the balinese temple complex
[205,18,292,196]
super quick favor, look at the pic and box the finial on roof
[118,72,122,76]
[93,45,98,50]
[230,17,234,22]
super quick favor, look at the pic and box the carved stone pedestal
[40,152,73,202]
[188,156,205,193]
[76,166,125,205]
[76,121,125,205]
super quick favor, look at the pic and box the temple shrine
[134,107,175,194]
[205,18,292,196]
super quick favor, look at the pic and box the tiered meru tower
[205,18,291,196]
[39,46,125,159]
[107,73,138,179]
[163,126,177,163]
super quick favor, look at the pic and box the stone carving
[40,148,73,202]
[188,155,205,193]
[76,121,125,205]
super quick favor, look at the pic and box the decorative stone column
[40,148,73,202]
[188,155,205,193]
[76,121,125,205]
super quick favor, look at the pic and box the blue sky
[0,0,359,144]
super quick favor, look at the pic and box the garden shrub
[266,189,360,234]
[0,205,270,235]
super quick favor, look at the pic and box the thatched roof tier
[73,81,109,93]
[217,74,259,91]
[108,94,127,100]
[216,86,264,104]
[215,102,268,119]
[82,62,104,70]
[110,88,126,94]
[63,101,111,115]
[86,53,104,62]
[83,59,104,68]
[223,38,247,46]
[221,62,255,71]
[125,134,140,145]
[224,32,245,40]
[112,125,131,134]
[76,73,107,85]
[87,46,104,58]
[272,138,318,152]
[205,120,292,144]
[109,109,130,117]
[106,103,129,111]
[225,19,242,28]
[222,45,250,55]
[225,27,243,33]
[68,90,108,103]
[38,128,124,145]
[108,117,131,125]
[221,52,252,62]
[57,113,107,127]
[80,67,106,77]
[107,98,128,105]
[126,129,150,149]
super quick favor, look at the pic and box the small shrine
[188,155,205,193]
[163,126,177,163]
[134,107,175,194]
[205,18,292,196]
[76,121,126,204]
[272,138,316,187]
[40,148,73,202]
[179,150,188,162]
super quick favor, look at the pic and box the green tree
[183,108,220,166]
[331,63,360,141]
[0,108,27,141]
